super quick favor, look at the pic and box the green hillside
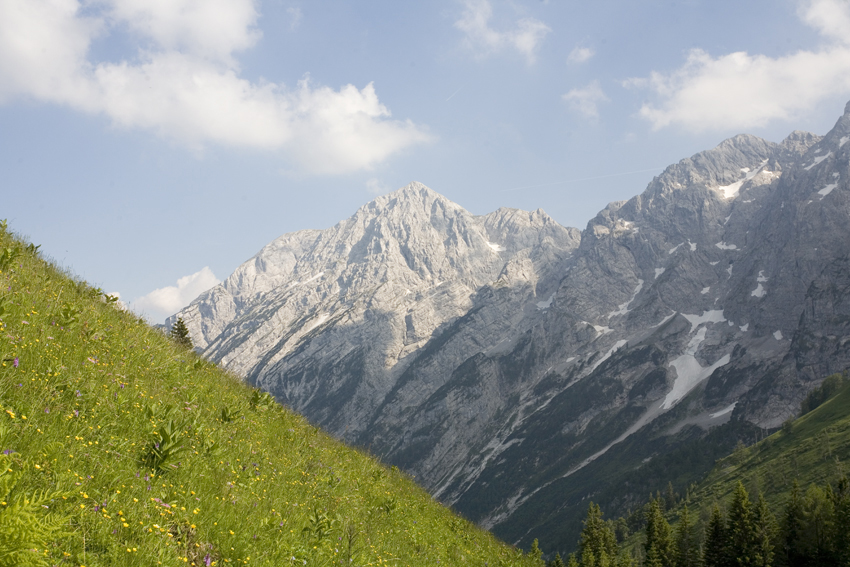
[0,221,542,566]
[608,374,850,564]
[683,375,850,518]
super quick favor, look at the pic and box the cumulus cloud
[567,46,594,64]
[455,0,551,64]
[0,0,430,174]
[562,80,608,118]
[629,0,850,132]
[133,267,220,322]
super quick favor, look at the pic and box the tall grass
[0,221,542,566]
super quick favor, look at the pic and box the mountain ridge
[171,100,850,552]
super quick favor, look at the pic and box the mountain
[171,101,850,553]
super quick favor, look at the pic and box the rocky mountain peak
[170,101,850,557]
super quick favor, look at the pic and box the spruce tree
[703,503,728,567]
[833,475,850,567]
[779,480,805,567]
[665,482,677,510]
[566,553,580,567]
[548,552,565,567]
[169,317,193,349]
[673,505,699,567]
[580,502,619,565]
[803,483,836,565]
[752,492,777,567]
[727,481,758,566]
[644,499,674,567]
[530,538,543,563]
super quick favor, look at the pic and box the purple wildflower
[12,358,18,368]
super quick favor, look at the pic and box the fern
[0,434,66,566]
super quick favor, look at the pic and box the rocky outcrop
[169,101,850,555]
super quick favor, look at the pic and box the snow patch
[486,241,506,252]
[710,261,719,266]
[536,293,555,310]
[589,339,628,372]
[774,330,784,340]
[652,312,677,328]
[302,313,330,334]
[715,162,764,199]
[726,264,733,277]
[717,179,745,199]
[681,310,726,332]
[716,242,738,250]
[302,272,324,285]
[739,323,749,332]
[607,279,644,318]
[654,268,665,279]
[662,326,731,409]
[710,402,737,419]
[804,151,832,170]
[701,287,710,295]
[689,240,697,251]
[591,324,613,335]
[668,243,684,254]
[818,184,837,197]
[751,271,768,298]
[840,136,849,147]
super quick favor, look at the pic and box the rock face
[169,102,850,554]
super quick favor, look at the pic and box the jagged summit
[171,101,850,555]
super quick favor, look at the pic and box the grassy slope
[0,224,541,567]
[684,379,850,518]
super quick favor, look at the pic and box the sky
[3,0,850,322]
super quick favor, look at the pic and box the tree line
[539,475,850,567]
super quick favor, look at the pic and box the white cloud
[567,46,594,64]
[132,267,220,322]
[562,80,608,118]
[287,6,303,31]
[630,0,850,132]
[102,0,261,62]
[455,0,551,64]
[365,177,390,195]
[0,0,430,174]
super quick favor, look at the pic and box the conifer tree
[566,553,580,567]
[803,483,835,565]
[779,480,805,567]
[833,475,850,567]
[644,499,674,567]
[548,552,565,567]
[752,492,777,567]
[703,503,728,567]
[673,505,699,567]
[665,482,677,510]
[580,502,619,565]
[530,539,544,564]
[169,317,193,349]
[727,481,758,566]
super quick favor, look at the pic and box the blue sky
[2,0,850,322]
